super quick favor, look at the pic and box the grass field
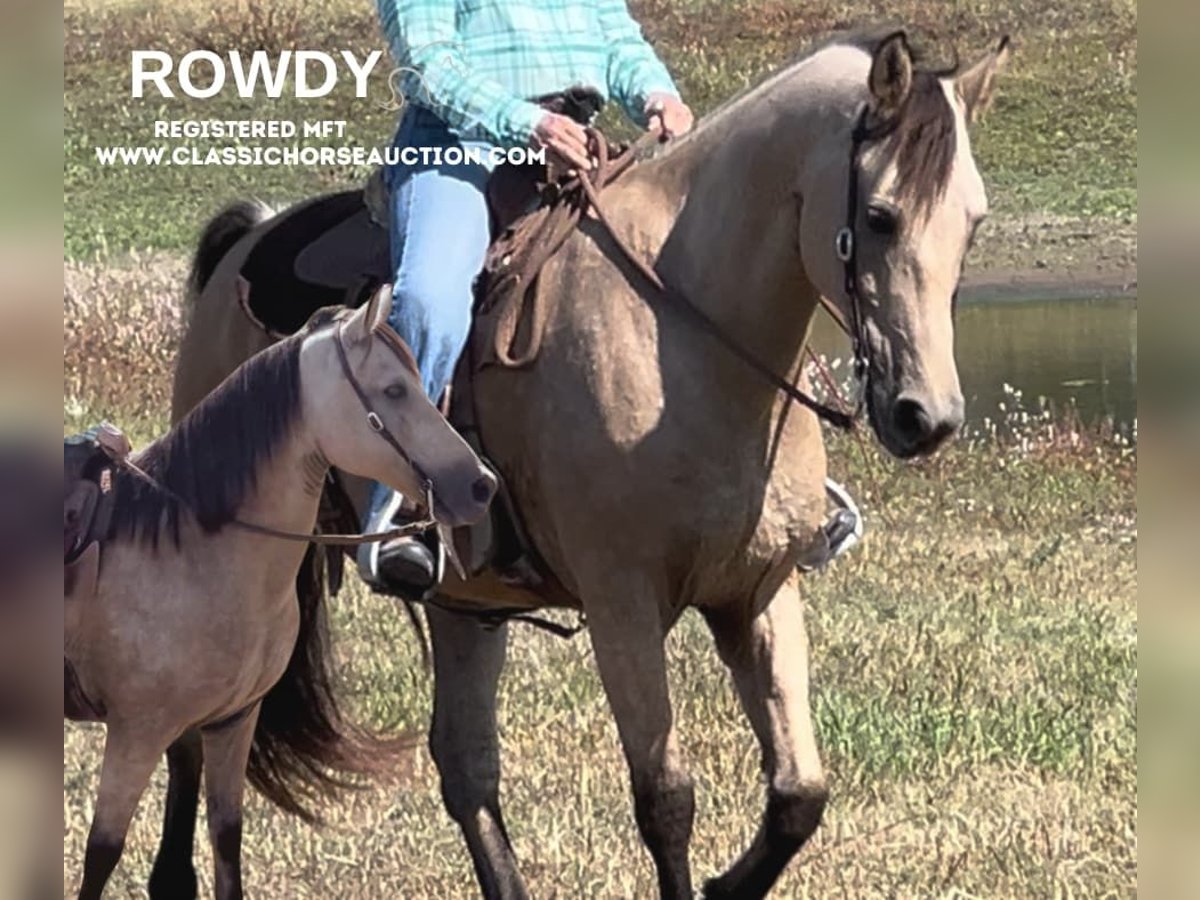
[62,417,1138,897]
[64,0,1136,895]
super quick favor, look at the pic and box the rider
[359,0,695,591]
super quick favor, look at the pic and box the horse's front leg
[199,702,261,900]
[702,572,827,898]
[148,729,203,900]
[427,604,528,900]
[585,571,695,900]
[78,723,168,900]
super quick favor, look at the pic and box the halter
[332,319,435,499]
[117,320,438,547]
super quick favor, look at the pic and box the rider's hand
[531,112,593,172]
[644,92,694,140]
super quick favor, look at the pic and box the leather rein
[575,108,874,431]
[119,320,438,547]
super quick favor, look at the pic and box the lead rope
[113,451,437,546]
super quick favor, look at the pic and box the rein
[118,321,438,547]
[573,116,876,431]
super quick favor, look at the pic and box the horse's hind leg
[427,605,528,900]
[149,729,203,900]
[701,574,827,899]
[585,575,695,900]
[78,725,166,900]
[199,702,261,900]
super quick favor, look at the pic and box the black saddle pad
[240,190,392,335]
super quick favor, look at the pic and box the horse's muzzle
[876,392,964,459]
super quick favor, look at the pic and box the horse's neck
[631,56,856,403]
[231,423,327,573]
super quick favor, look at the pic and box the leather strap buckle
[835,226,854,262]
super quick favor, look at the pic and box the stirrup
[375,531,446,604]
[823,478,863,559]
[356,490,406,585]
[798,478,864,572]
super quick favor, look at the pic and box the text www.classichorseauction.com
[98,48,547,167]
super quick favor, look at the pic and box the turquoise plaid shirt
[377,0,680,148]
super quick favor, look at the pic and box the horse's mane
[663,26,961,214]
[109,331,306,548]
[847,29,962,217]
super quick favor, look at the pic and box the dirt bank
[961,213,1137,300]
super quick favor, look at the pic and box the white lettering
[340,50,382,99]
[178,50,225,99]
[228,50,291,99]
[132,51,174,98]
[295,51,337,98]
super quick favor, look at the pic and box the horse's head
[299,289,496,527]
[798,32,1010,458]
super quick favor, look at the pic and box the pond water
[810,295,1137,433]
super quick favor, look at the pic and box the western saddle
[64,422,130,599]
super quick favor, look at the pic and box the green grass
[62,421,1136,896]
[63,0,1137,260]
[63,256,1136,897]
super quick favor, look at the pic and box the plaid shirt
[378,0,680,147]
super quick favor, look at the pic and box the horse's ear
[956,35,1012,125]
[868,31,914,118]
[354,283,394,341]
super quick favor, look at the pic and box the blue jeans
[364,107,496,528]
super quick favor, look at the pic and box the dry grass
[65,255,187,428]
[62,261,1136,897]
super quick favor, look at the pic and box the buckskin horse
[64,293,496,900]
[164,28,1009,898]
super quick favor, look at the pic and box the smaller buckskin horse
[64,293,496,900]
[169,27,1010,899]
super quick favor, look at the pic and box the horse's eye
[866,205,898,236]
[967,217,985,251]
[384,382,407,400]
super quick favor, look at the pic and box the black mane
[109,332,305,548]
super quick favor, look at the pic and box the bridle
[332,319,435,496]
[118,319,438,547]
[824,103,876,419]
[577,107,880,432]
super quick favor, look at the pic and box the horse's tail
[246,544,411,822]
[187,199,272,299]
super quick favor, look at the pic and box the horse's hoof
[148,867,198,900]
[701,876,735,900]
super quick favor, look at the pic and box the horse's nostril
[471,474,496,505]
[893,398,931,444]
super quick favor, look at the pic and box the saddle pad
[241,190,392,335]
